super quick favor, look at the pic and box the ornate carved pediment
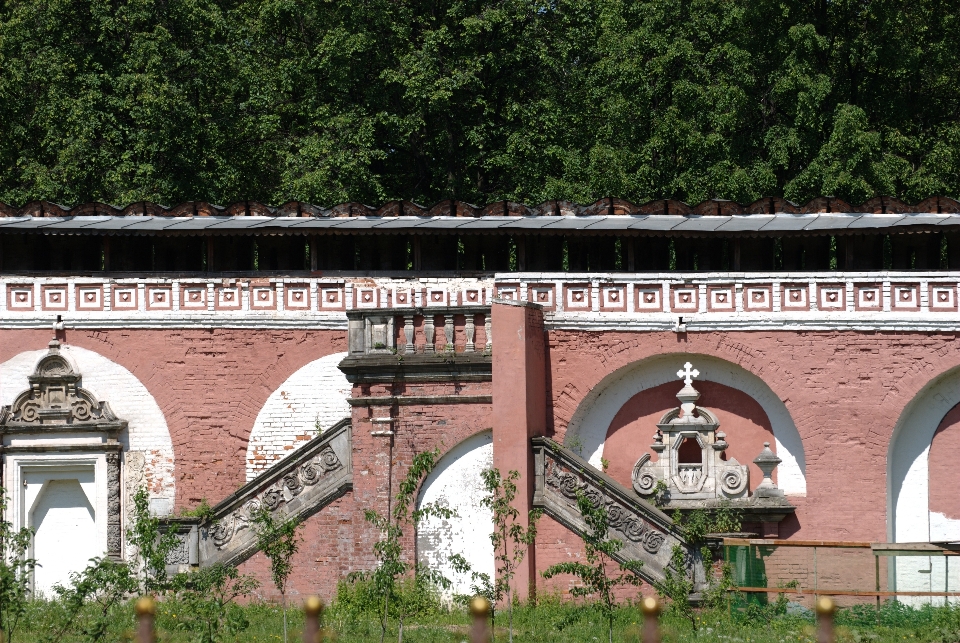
[0,340,124,431]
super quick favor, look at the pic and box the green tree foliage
[251,507,302,643]
[165,563,260,643]
[46,557,138,643]
[0,1,959,206]
[542,488,643,643]
[0,488,36,643]
[126,487,180,596]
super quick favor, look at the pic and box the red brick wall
[545,330,960,542]
[929,402,960,519]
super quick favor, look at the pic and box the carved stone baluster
[444,315,454,352]
[484,313,492,352]
[106,452,122,561]
[403,314,415,354]
[424,314,436,353]
[465,314,476,352]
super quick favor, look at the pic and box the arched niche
[0,344,175,513]
[416,431,494,599]
[887,365,960,542]
[245,352,350,481]
[564,353,806,496]
[886,366,960,602]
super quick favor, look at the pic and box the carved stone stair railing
[163,418,351,569]
[533,436,706,591]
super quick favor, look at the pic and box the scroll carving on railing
[533,436,704,590]
[545,460,665,554]
[210,447,342,549]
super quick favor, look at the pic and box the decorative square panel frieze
[250,284,276,310]
[319,285,344,310]
[528,285,555,309]
[180,285,207,309]
[892,284,920,310]
[76,285,103,310]
[743,286,772,311]
[929,284,957,311]
[600,285,626,311]
[215,285,242,310]
[354,287,379,309]
[564,285,591,310]
[41,285,68,311]
[496,284,519,301]
[634,287,662,312]
[425,288,449,307]
[390,288,414,307]
[285,284,310,309]
[781,285,808,310]
[672,286,698,311]
[707,286,735,311]
[112,286,138,310]
[462,288,483,306]
[146,286,173,310]
[855,285,881,310]
[818,284,845,310]
[8,285,33,310]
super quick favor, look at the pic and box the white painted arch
[564,353,806,496]
[416,430,494,599]
[0,345,176,513]
[245,352,351,481]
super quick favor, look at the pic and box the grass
[10,596,960,643]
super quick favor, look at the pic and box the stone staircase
[163,419,352,569]
[532,436,706,591]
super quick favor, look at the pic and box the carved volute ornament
[0,340,125,432]
[632,363,750,504]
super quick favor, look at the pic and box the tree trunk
[283,591,288,643]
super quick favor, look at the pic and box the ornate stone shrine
[632,362,794,532]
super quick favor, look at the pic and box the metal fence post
[641,596,661,643]
[135,597,155,643]
[816,597,836,643]
[470,596,491,643]
[303,596,324,643]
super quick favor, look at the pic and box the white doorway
[25,468,101,596]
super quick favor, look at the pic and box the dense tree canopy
[0,0,958,207]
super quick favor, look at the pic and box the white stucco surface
[0,345,176,513]
[416,431,494,599]
[32,478,99,596]
[564,353,806,496]
[245,352,351,481]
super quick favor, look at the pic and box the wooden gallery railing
[133,595,840,643]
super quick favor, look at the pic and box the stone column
[106,451,122,561]
[491,300,547,601]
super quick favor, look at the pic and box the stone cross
[677,362,699,385]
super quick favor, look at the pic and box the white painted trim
[564,353,806,496]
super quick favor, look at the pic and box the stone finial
[675,362,701,420]
[651,430,665,453]
[753,442,784,497]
